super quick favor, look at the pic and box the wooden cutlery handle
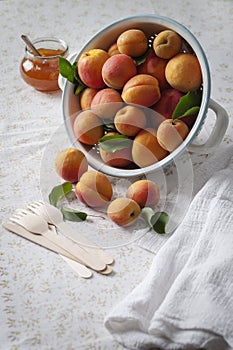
[2,222,92,278]
[43,229,107,271]
[58,221,114,265]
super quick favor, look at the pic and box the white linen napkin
[105,153,233,350]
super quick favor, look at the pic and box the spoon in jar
[21,34,41,56]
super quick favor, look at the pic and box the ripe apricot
[165,53,202,92]
[153,30,183,59]
[77,49,109,89]
[117,29,148,57]
[55,148,88,183]
[75,170,113,208]
[157,119,189,152]
[107,197,141,226]
[79,87,99,110]
[126,179,160,208]
[132,128,169,167]
[73,110,104,145]
[91,88,123,119]
[114,105,147,137]
[122,74,161,107]
[102,54,137,90]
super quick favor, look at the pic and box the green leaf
[134,53,147,66]
[98,134,131,152]
[59,57,86,95]
[172,91,202,120]
[61,206,87,222]
[178,106,200,118]
[141,207,169,234]
[103,123,117,132]
[151,211,169,234]
[48,182,73,207]
[59,57,76,83]
[74,84,86,95]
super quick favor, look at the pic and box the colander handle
[58,52,77,91]
[188,98,229,153]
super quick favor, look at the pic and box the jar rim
[25,36,69,59]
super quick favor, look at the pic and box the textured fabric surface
[105,154,233,349]
[1,0,232,349]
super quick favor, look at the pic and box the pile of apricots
[55,148,161,226]
[72,28,202,170]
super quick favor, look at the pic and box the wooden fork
[10,209,107,272]
[27,201,114,265]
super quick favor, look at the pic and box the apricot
[99,132,132,168]
[91,88,123,119]
[122,74,161,107]
[75,170,113,208]
[107,197,141,226]
[102,54,137,90]
[126,179,160,208]
[73,110,104,145]
[152,88,183,119]
[157,119,189,152]
[153,30,183,59]
[165,53,202,93]
[77,49,109,89]
[137,49,169,90]
[132,128,169,167]
[117,29,148,57]
[108,42,120,56]
[79,87,99,110]
[55,148,88,183]
[114,105,147,137]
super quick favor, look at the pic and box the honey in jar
[20,37,68,92]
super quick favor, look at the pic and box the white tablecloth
[1,0,232,349]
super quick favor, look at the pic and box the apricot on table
[107,197,141,226]
[91,88,123,119]
[77,48,109,89]
[75,170,113,208]
[121,74,161,107]
[102,54,137,90]
[126,179,160,208]
[132,128,169,168]
[165,53,202,93]
[157,118,189,152]
[117,29,148,57]
[55,148,88,183]
[153,30,183,59]
[73,110,104,145]
[99,132,132,168]
[114,105,147,137]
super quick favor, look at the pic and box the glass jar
[20,37,68,92]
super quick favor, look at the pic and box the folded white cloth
[105,154,233,350]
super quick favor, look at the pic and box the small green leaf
[141,207,169,234]
[74,84,86,95]
[103,123,117,132]
[177,106,200,118]
[59,57,76,83]
[151,211,169,234]
[61,206,87,222]
[59,57,86,95]
[172,90,202,120]
[48,182,73,207]
[134,53,147,66]
[98,134,131,152]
